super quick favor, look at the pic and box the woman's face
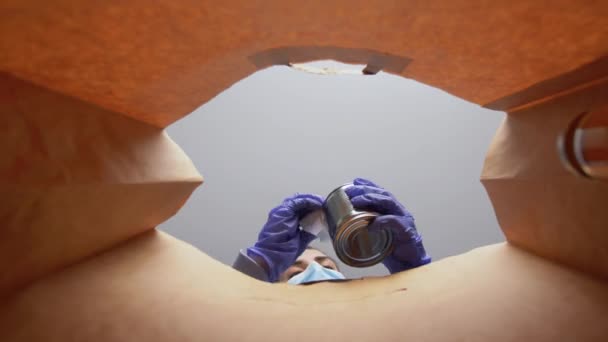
[279,248,339,282]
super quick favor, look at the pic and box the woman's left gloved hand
[344,178,431,274]
[246,194,323,282]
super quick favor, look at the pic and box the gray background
[160,62,506,278]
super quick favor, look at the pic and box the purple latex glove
[247,194,323,282]
[344,178,431,274]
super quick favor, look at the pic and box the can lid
[333,214,393,267]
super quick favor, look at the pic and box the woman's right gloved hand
[246,194,323,282]
[344,178,431,274]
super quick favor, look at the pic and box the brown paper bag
[0,73,202,295]
[1,231,607,341]
[482,78,608,279]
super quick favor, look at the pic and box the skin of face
[278,248,340,282]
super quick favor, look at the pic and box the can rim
[333,213,393,267]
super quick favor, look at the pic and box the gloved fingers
[298,230,318,253]
[367,215,418,242]
[256,226,294,242]
[344,184,393,199]
[393,239,431,264]
[268,194,324,218]
[283,194,324,217]
[353,178,383,188]
[282,193,325,205]
[349,193,407,216]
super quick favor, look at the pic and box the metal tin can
[323,184,393,267]
[558,109,608,181]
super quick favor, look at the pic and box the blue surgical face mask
[287,261,346,285]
